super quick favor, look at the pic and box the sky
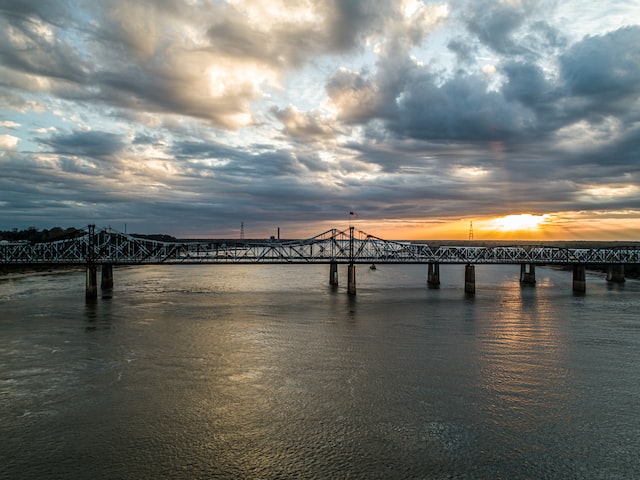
[1,0,640,240]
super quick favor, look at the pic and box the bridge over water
[2,225,639,298]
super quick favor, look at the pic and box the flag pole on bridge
[349,211,358,229]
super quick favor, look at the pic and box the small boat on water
[370,264,376,270]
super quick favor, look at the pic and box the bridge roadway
[2,225,639,298]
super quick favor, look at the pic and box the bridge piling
[348,263,356,295]
[86,265,98,300]
[606,264,625,283]
[573,265,586,293]
[464,264,475,294]
[520,264,536,285]
[101,264,114,289]
[329,261,339,286]
[427,262,440,289]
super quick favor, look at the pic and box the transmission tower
[468,221,474,241]
[240,221,244,240]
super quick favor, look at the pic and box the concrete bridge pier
[520,263,536,285]
[329,261,339,286]
[86,265,98,300]
[464,264,475,294]
[427,262,440,289]
[101,264,114,289]
[347,263,356,295]
[573,265,586,293]
[606,264,625,283]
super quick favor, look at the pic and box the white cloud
[1,120,20,129]
[482,64,497,75]
[0,134,19,150]
[35,126,58,134]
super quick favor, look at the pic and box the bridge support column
[347,263,356,295]
[520,263,536,285]
[329,261,339,286]
[101,264,114,289]
[86,265,98,300]
[464,264,475,294]
[427,262,440,289]
[606,264,625,283]
[573,265,586,293]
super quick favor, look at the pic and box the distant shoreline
[0,265,82,280]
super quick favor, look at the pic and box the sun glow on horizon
[191,209,640,241]
[484,214,549,233]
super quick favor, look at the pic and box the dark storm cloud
[173,138,334,179]
[394,72,531,141]
[132,133,157,145]
[325,0,393,51]
[93,66,253,129]
[502,61,548,107]
[334,30,640,219]
[560,26,640,110]
[43,130,126,159]
[218,150,308,178]
[0,0,70,24]
[172,140,243,161]
[333,23,640,154]
[0,0,90,92]
[463,0,531,55]
[459,0,564,58]
[446,37,477,64]
[205,0,391,68]
[0,149,122,229]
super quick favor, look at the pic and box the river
[1,264,639,479]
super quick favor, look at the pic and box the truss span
[2,226,640,266]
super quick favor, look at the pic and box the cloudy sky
[1,0,639,240]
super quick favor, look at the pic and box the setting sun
[486,214,549,232]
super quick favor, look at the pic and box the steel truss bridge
[2,225,640,266]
